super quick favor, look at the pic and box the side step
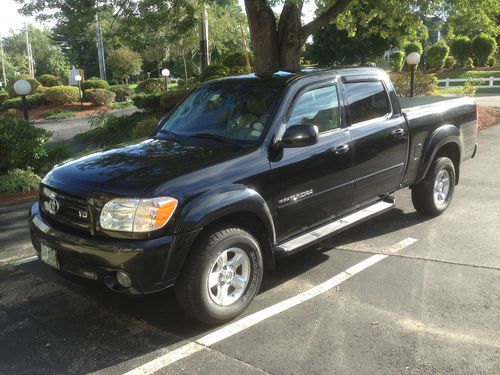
[274,198,395,255]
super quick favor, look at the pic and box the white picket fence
[438,77,500,88]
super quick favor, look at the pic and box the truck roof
[205,67,386,86]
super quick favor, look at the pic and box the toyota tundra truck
[29,67,478,324]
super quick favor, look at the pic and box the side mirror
[279,124,318,148]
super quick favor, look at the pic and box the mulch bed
[478,106,500,131]
[0,190,38,206]
[7,103,109,123]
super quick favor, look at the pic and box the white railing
[437,77,500,88]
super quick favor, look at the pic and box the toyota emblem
[48,197,60,215]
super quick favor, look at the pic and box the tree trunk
[245,0,354,74]
[182,53,188,82]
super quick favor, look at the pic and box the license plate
[40,244,60,269]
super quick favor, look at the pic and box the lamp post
[75,74,83,111]
[14,79,32,120]
[161,68,170,90]
[406,52,421,97]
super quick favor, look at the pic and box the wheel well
[197,212,275,271]
[435,142,460,184]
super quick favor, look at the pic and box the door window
[345,81,391,124]
[287,85,340,133]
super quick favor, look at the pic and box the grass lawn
[40,109,79,120]
[434,70,500,79]
[438,86,500,94]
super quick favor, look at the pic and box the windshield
[159,83,282,144]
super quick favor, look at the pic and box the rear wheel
[175,226,263,325]
[411,157,455,216]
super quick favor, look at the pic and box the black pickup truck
[29,68,478,324]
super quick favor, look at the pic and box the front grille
[40,186,91,232]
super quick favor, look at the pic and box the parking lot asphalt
[1,126,499,374]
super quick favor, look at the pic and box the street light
[161,68,170,90]
[406,52,421,98]
[14,79,32,120]
[75,74,83,111]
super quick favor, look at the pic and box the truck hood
[43,139,247,197]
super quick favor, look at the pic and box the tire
[411,157,456,216]
[175,226,264,325]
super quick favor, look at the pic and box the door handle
[335,144,350,154]
[391,128,406,138]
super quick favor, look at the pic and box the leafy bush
[0,92,9,105]
[7,74,41,98]
[389,51,405,72]
[159,88,192,112]
[40,109,78,120]
[444,56,456,69]
[38,74,62,87]
[110,85,132,102]
[426,41,449,69]
[132,93,161,111]
[45,86,80,105]
[222,52,253,69]
[465,57,474,68]
[132,118,159,138]
[2,109,18,118]
[110,101,134,110]
[0,168,41,193]
[404,42,423,56]
[35,141,74,175]
[472,33,498,67]
[84,88,116,106]
[0,93,48,111]
[450,36,472,67]
[81,78,110,92]
[0,117,49,174]
[136,78,164,94]
[487,56,497,67]
[200,64,230,82]
[390,72,438,97]
[461,76,484,96]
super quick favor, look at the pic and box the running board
[275,199,395,254]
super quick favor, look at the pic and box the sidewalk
[35,107,140,141]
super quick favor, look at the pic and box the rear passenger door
[344,79,408,205]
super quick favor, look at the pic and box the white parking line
[123,237,418,375]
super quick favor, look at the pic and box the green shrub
[222,52,253,69]
[132,93,161,111]
[45,86,80,105]
[0,92,9,105]
[444,56,456,69]
[7,74,41,98]
[159,88,192,112]
[110,85,132,102]
[0,117,49,174]
[450,36,472,67]
[110,101,134,110]
[461,76,484,96]
[85,88,116,106]
[132,118,159,138]
[35,141,74,175]
[38,74,62,87]
[0,93,48,111]
[404,41,423,56]
[390,72,438,97]
[487,56,497,67]
[465,57,475,68]
[0,168,41,193]
[136,78,164,94]
[472,33,498,67]
[2,108,18,118]
[426,41,449,69]
[200,64,230,82]
[40,109,78,120]
[389,51,405,72]
[81,78,110,92]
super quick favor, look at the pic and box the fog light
[116,271,132,288]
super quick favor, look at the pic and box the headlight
[100,197,178,232]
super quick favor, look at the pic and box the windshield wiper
[189,133,242,146]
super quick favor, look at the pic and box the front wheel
[411,157,456,216]
[175,226,263,325]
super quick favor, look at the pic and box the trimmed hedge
[132,93,161,111]
[404,42,423,56]
[444,56,456,68]
[38,74,62,87]
[81,79,110,92]
[136,78,164,94]
[426,41,449,69]
[450,36,472,67]
[0,93,48,111]
[45,86,80,105]
[472,33,498,66]
[390,72,438,97]
[200,64,230,82]
[7,74,41,98]
[0,92,9,105]
[389,51,404,72]
[110,85,132,102]
[85,88,116,106]
[159,88,192,112]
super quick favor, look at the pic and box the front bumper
[29,202,196,294]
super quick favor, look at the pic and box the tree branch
[302,0,354,38]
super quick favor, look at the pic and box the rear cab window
[345,81,391,125]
